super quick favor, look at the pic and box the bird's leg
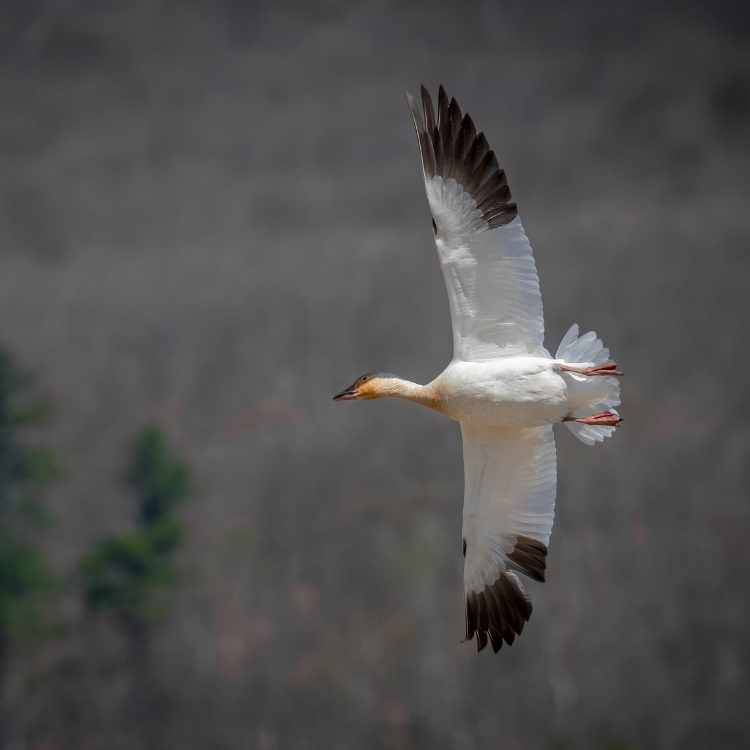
[560,362,623,377]
[564,411,622,427]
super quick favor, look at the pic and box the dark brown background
[1,1,749,747]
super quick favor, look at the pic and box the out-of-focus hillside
[1,1,749,747]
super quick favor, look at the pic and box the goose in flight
[334,86,622,653]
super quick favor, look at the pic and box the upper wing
[406,86,546,361]
[460,423,557,653]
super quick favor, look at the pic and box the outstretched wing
[406,86,546,361]
[460,423,557,653]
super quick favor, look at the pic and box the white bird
[334,86,622,653]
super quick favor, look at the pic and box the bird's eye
[431,218,437,235]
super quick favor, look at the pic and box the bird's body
[431,356,567,428]
[334,86,623,653]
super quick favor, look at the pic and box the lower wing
[460,424,557,652]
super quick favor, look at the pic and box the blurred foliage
[0,348,57,641]
[0,538,53,636]
[128,426,190,527]
[81,426,190,627]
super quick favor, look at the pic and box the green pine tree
[0,348,58,747]
[81,425,190,748]
[82,426,190,630]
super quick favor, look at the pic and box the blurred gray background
[1,1,749,748]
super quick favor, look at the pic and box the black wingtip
[506,535,548,583]
[406,85,518,227]
[465,571,534,655]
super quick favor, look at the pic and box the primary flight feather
[334,85,623,654]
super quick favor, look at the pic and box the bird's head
[332,372,398,401]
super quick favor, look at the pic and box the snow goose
[334,86,622,653]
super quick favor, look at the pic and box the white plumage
[334,86,623,654]
[460,423,557,594]
[427,187,545,360]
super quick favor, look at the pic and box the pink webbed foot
[560,362,623,377]
[565,411,623,427]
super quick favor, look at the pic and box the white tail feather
[557,323,621,446]
[556,323,611,366]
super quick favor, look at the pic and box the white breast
[434,357,569,428]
